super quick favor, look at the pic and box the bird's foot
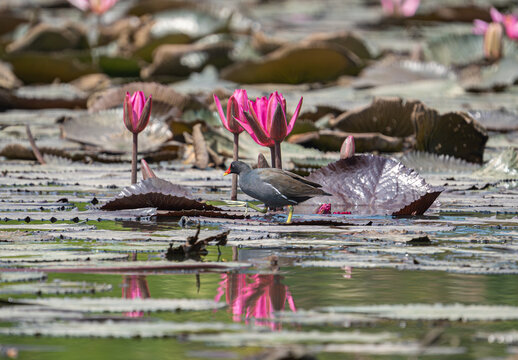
[286,205,294,224]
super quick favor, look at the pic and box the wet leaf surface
[305,155,443,215]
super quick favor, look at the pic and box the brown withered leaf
[305,155,443,215]
[221,41,363,84]
[101,178,221,211]
[330,97,420,138]
[413,103,488,164]
[288,130,405,153]
[192,123,209,169]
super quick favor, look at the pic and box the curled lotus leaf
[5,51,97,84]
[9,84,88,109]
[305,154,443,215]
[62,109,172,154]
[330,97,420,138]
[141,42,234,79]
[101,177,221,211]
[413,103,488,164]
[304,31,372,60]
[6,22,89,54]
[221,41,363,84]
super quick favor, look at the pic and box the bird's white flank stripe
[264,183,297,204]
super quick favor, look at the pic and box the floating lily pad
[190,330,395,347]
[134,8,230,61]
[17,297,225,313]
[467,109,518,132]
[101,177,220,211]
[353,57,453,89]
[319,304,518,321]
[423,33,518,67]
[474,148,518,179]
[0,280,112,295]
[460,58,518,93]
[0,320,241,338]
[305,155,443,215]
[9,84,88,109]
[330,97,419,138]
[413,103,488,164]
[0,272,46,283]
[221,42,363,84]
[304,31,372,60]
[399,151,480,174]
[62,109,172,153]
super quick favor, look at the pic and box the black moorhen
[224,161,331,223]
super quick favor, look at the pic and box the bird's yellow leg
[286,205,294,224]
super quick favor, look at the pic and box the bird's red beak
[223,165,231,176]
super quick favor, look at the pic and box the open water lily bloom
[68,0,118,14]
[473,7,518,40]
[236,92,303,147]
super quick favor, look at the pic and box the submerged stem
[132,133,138,184]
[231,133,239,201]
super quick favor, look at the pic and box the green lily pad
[221,42,363,84]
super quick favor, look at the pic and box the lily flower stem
[131,133,138,184]
[269,146,276,168]
[231,133,239,200]
[274,140,282,169]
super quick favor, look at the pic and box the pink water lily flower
[235,91,302,169]
[123,91,152,134]
[473,7,518,40]
[68,0,118,14]
[214,90,248,134]
[237,91,303,147]
[381,0,420,17]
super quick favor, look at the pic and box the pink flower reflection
[214,273,296,330]
[121,275,150,318]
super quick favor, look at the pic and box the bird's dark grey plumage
[226,161,331,208]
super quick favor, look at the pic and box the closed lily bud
[484,22,503,61]
[340,136,355,159]
[124,91,152,134]
[214,90,247,134]
[269,102,287,142]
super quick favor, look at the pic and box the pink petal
[473,19,489,35]
[130,91,145,128]
[380,0,394,15]
[490,7,504,23]
[286,96,303,135]
[505,15,518,39]
[90,0,118,14]
[67,0,90,11]
[401,0,420,17]
[213,94,230,131]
